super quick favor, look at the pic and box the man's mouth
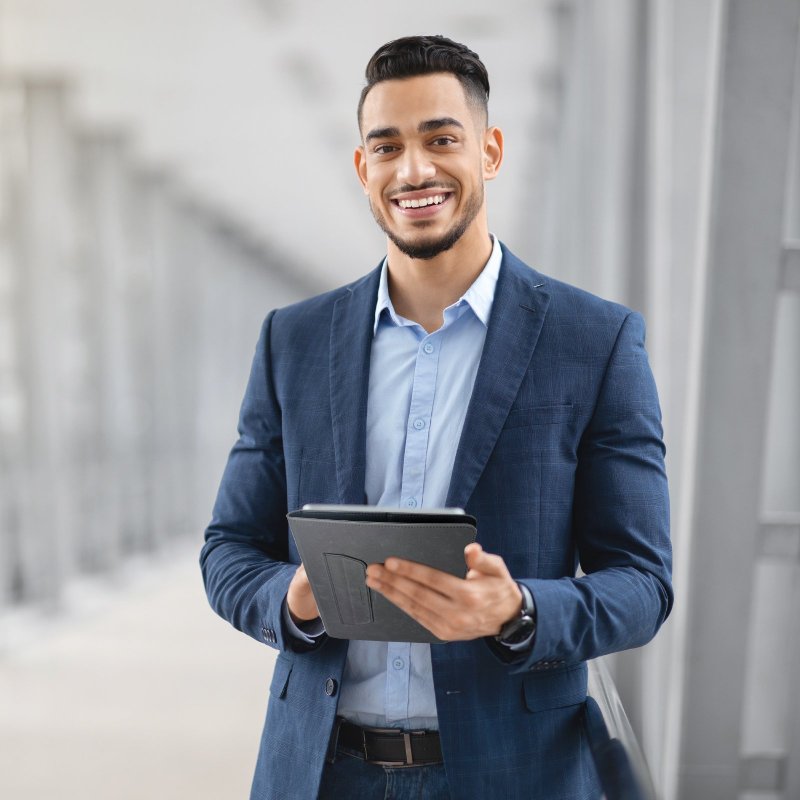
[390,191,453,215]
[395,194,447,209]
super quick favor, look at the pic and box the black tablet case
[286,507,477,643]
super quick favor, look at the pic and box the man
[201,35,672,800]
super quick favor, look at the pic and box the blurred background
[0,1,798,798]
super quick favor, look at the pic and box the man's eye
[374,144,397,155]
[432,137,454,146]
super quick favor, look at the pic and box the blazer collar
[445,244,551,509]
[329,264,382,504]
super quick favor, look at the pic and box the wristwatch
[495,582,536,645]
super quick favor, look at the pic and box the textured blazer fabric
[200,244,673,800]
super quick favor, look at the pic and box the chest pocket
[502,403,574,430]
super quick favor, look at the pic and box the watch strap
[496,582,536,645]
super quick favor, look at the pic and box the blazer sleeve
[513,310,673,673]
[199,310,323,654]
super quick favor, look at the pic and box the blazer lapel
[329,265,382,504]
[446,250,551,509]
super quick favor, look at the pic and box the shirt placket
[399,332,440,508]
[385,329,442,724]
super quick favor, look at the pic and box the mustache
[390,180,456,196]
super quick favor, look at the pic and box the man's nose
[396,146,436,186]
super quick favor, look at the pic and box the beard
[369,182,484,261]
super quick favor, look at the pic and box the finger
[465,568,481,580]
[464,544,482,578]
[293,563,313,589]
[465,544,509,577]
[367,577,454,636]
[371,563,513,620]
[373,558,466,594]
[370,574,504,642]
[465,542,483,558]
[366,569,456,616]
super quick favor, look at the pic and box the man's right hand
[286,563,320,624]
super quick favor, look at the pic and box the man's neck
[386,225,493,334]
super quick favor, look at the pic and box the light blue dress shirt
[286,236,509,730]
[340,237,501,730]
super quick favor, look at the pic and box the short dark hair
[357,35,490,130]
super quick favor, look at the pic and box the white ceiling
[0,0,558,288]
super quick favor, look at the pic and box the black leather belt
[329,717,443,767]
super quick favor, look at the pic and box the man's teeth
[398,194,446,209]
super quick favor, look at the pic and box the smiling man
[201,35,673,800]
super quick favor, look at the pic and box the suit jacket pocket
[270,654,293,699]
[503,403,574,430]
[523,662,587,712]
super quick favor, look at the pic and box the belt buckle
[362,726,420,767]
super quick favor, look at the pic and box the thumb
[464,543,482,579]
[465,542,507,577]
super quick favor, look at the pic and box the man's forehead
[360,73,473,130]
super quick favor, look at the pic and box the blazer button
[261,627,269,641]
[325,678,338,697]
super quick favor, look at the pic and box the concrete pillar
[738,33,800,798]
[541,0,643,305]
[149,190,203,542]
[673,3,800,797]
[15,80,82,606]
[73,131,155,571]
[134,170,170,553]
[0,83,28,610]
[125,168,159,555]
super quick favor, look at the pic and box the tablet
[287,505,477,643]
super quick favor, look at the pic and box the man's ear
[354,146,369,193]
[482,126,504,181]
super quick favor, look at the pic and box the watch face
[501,614,534,645]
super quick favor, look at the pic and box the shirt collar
[373,235,502,334]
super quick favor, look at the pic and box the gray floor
[0,543,277,800]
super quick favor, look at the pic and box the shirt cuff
[281,598,325,643]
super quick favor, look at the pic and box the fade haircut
[357,35,490,132]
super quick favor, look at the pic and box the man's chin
[384,221,474,260]
[390,234,459,261]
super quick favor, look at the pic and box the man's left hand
[365,543,523,641]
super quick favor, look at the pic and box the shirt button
[423,342,434,354]
[325,678,338,697]
[406,498,417,508]
[393,658,404,670]
[413,418,426,430]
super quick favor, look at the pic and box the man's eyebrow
[364,117,466,143]
[418,117,464,133]
[365,126,401,143]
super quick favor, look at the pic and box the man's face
[355,73,500,260]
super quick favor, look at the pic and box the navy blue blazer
[201,245,673,799]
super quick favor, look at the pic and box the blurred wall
[0,78,311,610]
